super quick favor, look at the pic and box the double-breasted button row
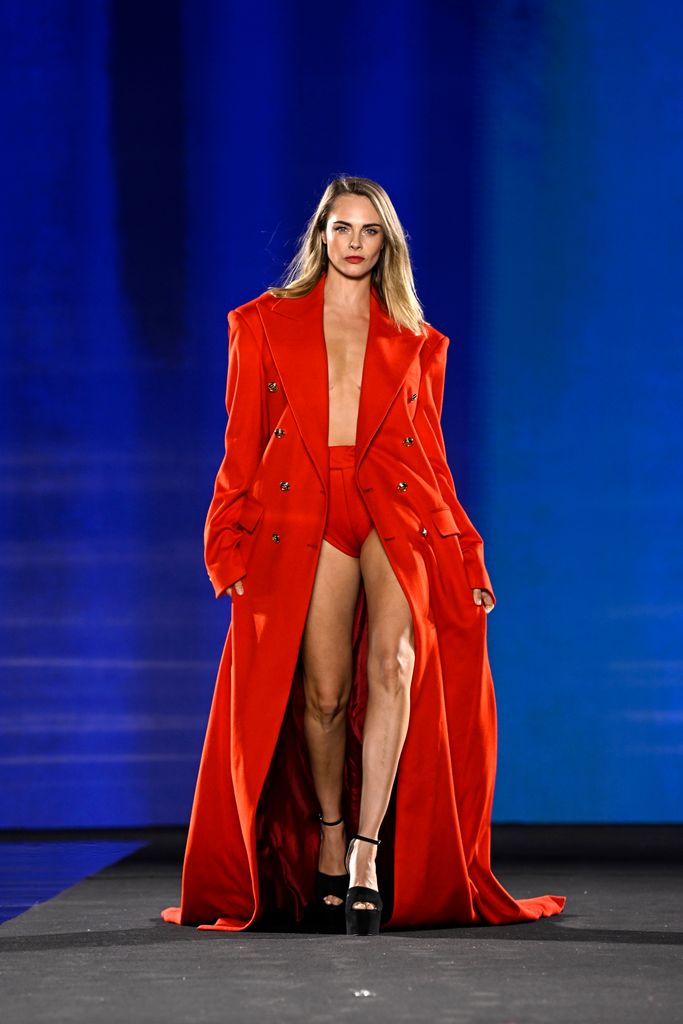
[269,414,287,540]
[397,434,414,491]
[263,413,422,538]
[398,427,415,493]
[394,426,427,535]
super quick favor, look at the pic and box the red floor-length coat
[161,271,566,931]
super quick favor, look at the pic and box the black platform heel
[315,813,350,932]
[344,833,383,936]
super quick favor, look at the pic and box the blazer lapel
[258,272,426,487]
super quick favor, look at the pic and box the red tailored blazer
[161,271,566,932]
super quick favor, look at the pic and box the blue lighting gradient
[0,1,680,826]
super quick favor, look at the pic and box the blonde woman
[161,176,566,937]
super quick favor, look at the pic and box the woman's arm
[415,333,496,606]
[204,309,269,598]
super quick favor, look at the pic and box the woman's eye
[333,225,379,235]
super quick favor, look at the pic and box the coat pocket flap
[237,494,265,533]
[430,506,462,536]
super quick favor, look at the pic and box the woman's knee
[303,671,350,727]
[367,635,415,696]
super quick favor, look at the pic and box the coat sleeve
[204,309,269,599]
[415,333,496,604]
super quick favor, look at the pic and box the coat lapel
[258,272,427,487]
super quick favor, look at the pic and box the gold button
[420,526,428,537]
[403,436,414,446]
[280,481,290,491]
[271,532,280,543]
[274,427,285,437]
[408,392,417,402]
[397,481,408,492]
[267,381,279,393]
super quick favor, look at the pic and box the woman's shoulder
[419,321,449,354]
[224,289,283,345]
[424,322,447,342]
[228,287,278,322]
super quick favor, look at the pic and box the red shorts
[323,444,374,558]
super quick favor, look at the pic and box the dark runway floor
[1,826,681,1023]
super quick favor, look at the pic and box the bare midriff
[324,302,370,447]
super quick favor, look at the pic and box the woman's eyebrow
[332,219,383,228]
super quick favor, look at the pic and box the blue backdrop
[1,0,680,827]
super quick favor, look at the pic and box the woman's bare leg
[301,538,361,904]
[348,527,415,910]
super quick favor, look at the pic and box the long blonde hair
[267,175,429,336]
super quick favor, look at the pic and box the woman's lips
[344,256,364,263]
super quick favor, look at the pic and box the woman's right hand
[225,578,245,598]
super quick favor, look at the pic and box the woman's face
[321,195,385,279]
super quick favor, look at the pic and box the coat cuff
[461,546,496,605]
[206,547,248,599]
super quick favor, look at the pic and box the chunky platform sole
[315,813,350,933]
[344,833,383,936]
[315,870,350,933]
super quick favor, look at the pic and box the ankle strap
[352,832,381,846]
[318,812,344,827]
[344,833,381,876]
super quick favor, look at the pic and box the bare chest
[323,308,369,391]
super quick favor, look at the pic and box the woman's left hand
[472,588,495,614]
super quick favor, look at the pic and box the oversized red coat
[161,271,566,931]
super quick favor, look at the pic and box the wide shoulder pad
[419,324,449,361]
[228,287,278,320]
